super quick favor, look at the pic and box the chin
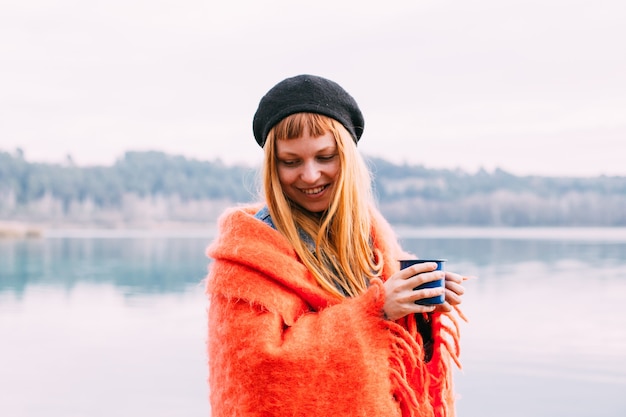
[303,204,330,214]
[291,200,330,215]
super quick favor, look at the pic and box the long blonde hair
[262,113,383,298]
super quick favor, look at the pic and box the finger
[415,304,438,314]
[444,288,463,305]
[444,271,464,284]
[410,286,445,304]
[445,281,465,296]
[402,262,439,279]
[387,267,419,284]
[407,270,445,288]
[434,302,452,313]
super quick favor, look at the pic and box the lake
[1,228,625,416]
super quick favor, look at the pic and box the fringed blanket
[206,205,461,417]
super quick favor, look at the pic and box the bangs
[271,113,336,141]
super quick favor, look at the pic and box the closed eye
[317,154,337,162]
[278,159,300,167]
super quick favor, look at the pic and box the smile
[300,185,328,195]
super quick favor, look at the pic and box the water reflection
[4,234,625,295]
[400,236,626,268]
[0,238,210,295]
[398,237,626,417]
[1,232,625,416]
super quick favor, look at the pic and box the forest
[1,148,626,227]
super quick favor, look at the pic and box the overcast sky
[1,0,625,177]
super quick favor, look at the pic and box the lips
[300,184,328,195]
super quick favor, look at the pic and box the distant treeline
[1,149,626,227]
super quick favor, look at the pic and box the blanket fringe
[391,309,464,417]
[385,319,431,417]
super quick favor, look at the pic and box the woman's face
[275,129,340,213]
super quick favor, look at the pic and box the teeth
[301,186,325,195]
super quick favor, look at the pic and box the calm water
[1,228,626,416]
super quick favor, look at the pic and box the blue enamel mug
[398,259,447,305]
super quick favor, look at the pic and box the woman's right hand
[382,262,445,321]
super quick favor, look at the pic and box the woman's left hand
[434,271,465,313]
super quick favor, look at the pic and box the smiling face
[275,128,340,213]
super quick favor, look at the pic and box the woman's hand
[433,271,465,313]
[382,262,466,321]
[382,262,446,321]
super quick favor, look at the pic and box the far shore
[3,220,626,242]
[0,220,219,239]
[0,221,43,239]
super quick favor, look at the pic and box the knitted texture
[205,205,461,417]
[252,74,365,147]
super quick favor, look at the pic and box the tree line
[1,149,625,227]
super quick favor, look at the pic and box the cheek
[276,167,295,187]
[326,161,340,180]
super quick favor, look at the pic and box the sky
[1,0,625,177]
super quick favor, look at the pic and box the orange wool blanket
[206,205,461,417]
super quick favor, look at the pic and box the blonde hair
[262,113,382,298]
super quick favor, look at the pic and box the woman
[206,74,465,417]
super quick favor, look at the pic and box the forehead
[275,130,337,155]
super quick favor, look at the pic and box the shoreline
[0,222,43,239]
[0,220,219,239]
[4,222,626,242]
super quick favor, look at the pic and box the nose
[300,160,321,183]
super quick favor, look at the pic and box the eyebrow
[277,146,337,157]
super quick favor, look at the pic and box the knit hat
[252,74,364,147]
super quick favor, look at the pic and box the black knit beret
[252,74,364,148]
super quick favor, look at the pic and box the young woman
[206,74,465,417]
